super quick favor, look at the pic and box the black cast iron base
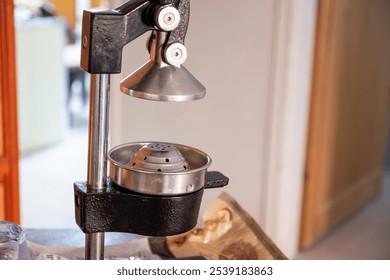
[74,171,228,236]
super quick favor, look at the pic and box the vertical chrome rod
[87,74,110,189]
[85,73,110,260]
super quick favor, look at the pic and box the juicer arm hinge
[80,0,190,74]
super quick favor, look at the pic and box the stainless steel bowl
[108,142,212,196]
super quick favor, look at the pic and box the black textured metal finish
[80,0,152,74]
[166,0,189,46]
[74,181,204,236]
[204,171,230,189]
[80,0,190,74]
[74,169,228,236]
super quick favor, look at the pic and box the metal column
[85,73,110,260]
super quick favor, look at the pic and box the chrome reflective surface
[120,61,205,102]
[87,74,110,190]
[120,31,205,102]
[86,74,110,260]
[108,142,212,195]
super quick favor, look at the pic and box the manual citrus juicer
[74,0,229,260]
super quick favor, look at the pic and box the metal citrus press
[74,0,229,260]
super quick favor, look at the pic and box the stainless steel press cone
[120,60,206,102]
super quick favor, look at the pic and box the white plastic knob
[164,43,187,66]
[156,6,181,31]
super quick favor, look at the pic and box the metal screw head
[164,12,175,25]
[164,43,187,66]
[156,6,180,31]
[186,184,194,192]
[172,48,183,59]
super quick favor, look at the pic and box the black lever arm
[80,0,190,74]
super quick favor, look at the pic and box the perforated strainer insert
[108,141,212,195]
[130,143,189,172]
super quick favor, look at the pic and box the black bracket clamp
[74,171,229,236]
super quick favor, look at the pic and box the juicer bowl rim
[107,141,212,175]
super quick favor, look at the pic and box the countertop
[20,229,140,260]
